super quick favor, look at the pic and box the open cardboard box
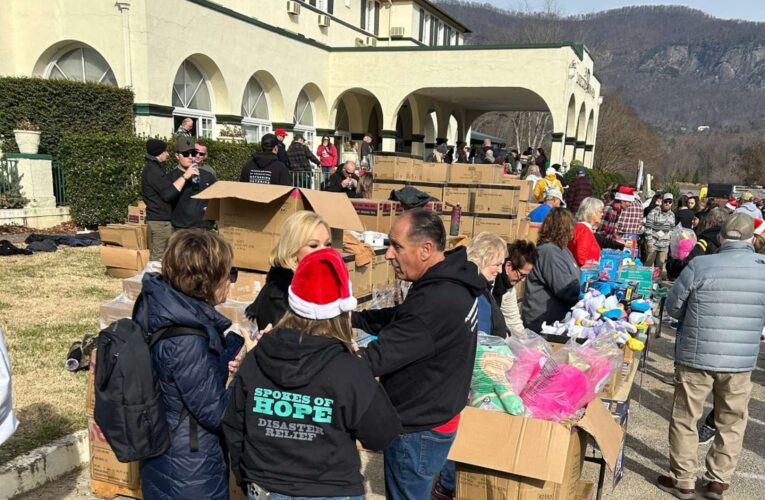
[194,182,363,272]
[449,399,624,499]
[101,246,150,279]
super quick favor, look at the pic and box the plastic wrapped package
[469,334,525,415]
[99,294,135,330]
[670,224,697,260]
[368,284,396,310]
[505,330,554,395]
[215,299,255,335]
[520,336,622,422]
[122,274,143,301]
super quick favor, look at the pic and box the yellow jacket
[534,174,564,202]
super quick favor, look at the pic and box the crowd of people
[104,120,765,499]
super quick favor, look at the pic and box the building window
[305,0,332,13]
[437,22,444,46]
[450,30,457,46]
[172,60,215,138]
[46,47,117,85]
[294,90,316,149]
[430,16,437,46]
[242,77,272,143]
[362,0,379,35]
[422,13,431,45]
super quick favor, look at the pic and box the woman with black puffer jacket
[245,211,332,329]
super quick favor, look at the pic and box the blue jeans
[383,429,457,500]
[439,459,456,491]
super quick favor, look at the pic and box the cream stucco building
[1,0,602,166]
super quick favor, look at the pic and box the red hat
[754,218,765,235]
[274,128,288,137]
[726,197,738,211]
[614,186,635,202]
[288,248,357,320]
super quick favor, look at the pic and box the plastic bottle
[449,203,462,236]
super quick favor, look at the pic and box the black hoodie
[239,152,291,185]
[352,246,484,432]
[222,329,401,497]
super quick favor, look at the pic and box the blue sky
[483,1,765,22]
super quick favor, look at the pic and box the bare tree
[472,111,553,151]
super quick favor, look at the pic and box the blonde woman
[245,211,332,328]
[569,197,605,266]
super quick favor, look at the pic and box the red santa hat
[726,197,738,211]
[288,248,357,320]
[754,218,765,235]
[614,186,635,202]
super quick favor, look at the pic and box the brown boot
[703,481,729,500]
[657,475,695,500]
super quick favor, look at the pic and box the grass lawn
[0,246,122,464]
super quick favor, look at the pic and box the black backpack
[93,295,207,462]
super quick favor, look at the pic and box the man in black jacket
[141,138,198,260]
[352,209,484,500]
[167,137,216,230]
[325,161,360,197]
[240,133,291,185]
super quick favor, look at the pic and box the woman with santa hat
[224,248,401,500]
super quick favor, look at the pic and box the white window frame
[364,1,377,34]
[423,15,431,46]
[44,46,117,85]
[173,107,215,139]
[437,22,444,47]
[242,118,272,143]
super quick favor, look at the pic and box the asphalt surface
[12,320,765,500]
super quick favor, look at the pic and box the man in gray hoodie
[734,192,762,221]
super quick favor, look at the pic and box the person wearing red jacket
[316,136,338,174]
[569,197,605,267]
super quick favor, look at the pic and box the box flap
[192,181,294,203]
[448,406,573,483]
[300,188,364,231]
[577,398,625,472]
[100,246,148,271]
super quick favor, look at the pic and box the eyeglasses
[663,200,673,205]
[509,267,529,284]
[178,150,197,158]
[229,267,239,284]
[193,151,206,157]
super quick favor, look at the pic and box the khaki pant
[645,247,668,271]
[147,220,173,261]
[669,365,753,489]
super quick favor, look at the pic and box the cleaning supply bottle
[449,203,461,236]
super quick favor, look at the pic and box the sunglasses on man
[178,150,198,158]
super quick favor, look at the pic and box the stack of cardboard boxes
[100,201,149,278]
[371,155,535,242]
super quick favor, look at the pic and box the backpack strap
[149,325,208,453]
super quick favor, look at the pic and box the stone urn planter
[13,129,42,154]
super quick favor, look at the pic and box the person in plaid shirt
[599,186,634,240]
[617,187,645,237]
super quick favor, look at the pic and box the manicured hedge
[59,133,260,226]
[0,77,134,159]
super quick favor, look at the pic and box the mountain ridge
[436,2,765,131]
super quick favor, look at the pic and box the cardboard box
[448,163,481,183]
[409,181,445,201]
[449,401,624,499]
[100,224,148,250]
[228,270,267,302]
[575,480,595,500]
[474,185,518,215]
[127,201,146,225]
[526,221,542,243]
[122,274,143,301]
[442,184,475,212]
[88,418,142,490]
[352,261,373,298]
[350,198,394,233]
[373,179,406,200]
[101,246,150,278]
[374,154,412,180]
[473,214,519,242]
[193,182,363,272]
[100,296,135,330]
[456,428,585,499]
[371,248,389,289]
[418,162,449,182]
[496,177,534,202]
[442,213,475,238]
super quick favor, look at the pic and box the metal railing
[0,158,23,208]
[290,170,331,190]
[52,161,68,206]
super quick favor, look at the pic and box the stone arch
[565,94,577,138]
[34,40,118,85]
[575,102,587,141]
[330,88,383,136]
[585,109,596,144]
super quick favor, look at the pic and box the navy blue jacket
[134,273,235,500]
